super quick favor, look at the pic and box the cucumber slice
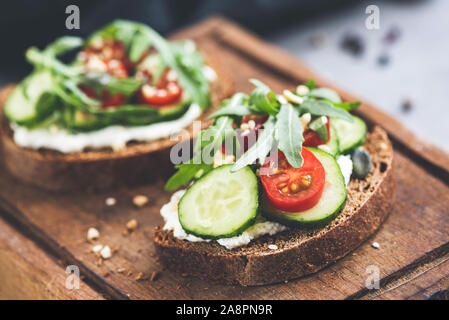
[262,148,347,227]
[4,70,54,125]
[178,164,259,239]
[326,123,340,157]
[331,115,367,154]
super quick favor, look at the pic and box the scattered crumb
[122,229,129,237]
[137,248,143,253]
[133,195,149,207]
[96,258,103,266]
[268,244,278,250]
[100,245,112,259]
[284,280,289,284]
[105,197,116,206]
[341,33,364,56]
[127,270,133,277]
[117,267,126,273]
[401,99,413,113]
[92,244,103,253]
[372,242,380,249]
[309,31,327,48]
[379,142,389,151]
[87,227,100,241]
[135,272,144,281]
[103,271,110,277]
[126,219,138,231]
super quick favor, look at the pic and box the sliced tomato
[138,69,183,107]
[303,117,330,147]
[260,148,325,213]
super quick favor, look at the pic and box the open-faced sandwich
[154,79,394,286]
[0,20,231,191]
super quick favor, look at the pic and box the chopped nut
[283,90,303,105]
[92,244,103,253]
[126,219,138,231]
[277,94,288,105]
[300,113,311,127]
[318,144,331,153]
[105,197,116,206]
[100,245,112,259]
[379,142,389,151]
[321,116,328,124]
[372,242,380,249]
[150,271,159,281]
[135,272,144,281]
[133,195,149,207]
[87,227,100,241]
[296,85,310,96]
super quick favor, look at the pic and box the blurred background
[0,0,447,151]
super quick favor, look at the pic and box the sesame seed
[372,242,380,249]
[268,244,278,250]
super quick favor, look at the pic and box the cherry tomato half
[79,85,126,109]
[138,69,183,107]
[260,148,325,213]
[303,117,330,147]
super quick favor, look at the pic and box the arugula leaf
[165,163,213,191]
[304,79,316,89]
[331,101,361,111]
[308,117,329,141]
[200,116,234,163]
[26,47,83,77]
[209,93,251,119]
[275,104,304,168]
[231,117,276,172]
[129,31,152,62]
[61,80,101,108]
[43,36,84,56]
[248,79,279,115]
[83,73,143,97]
[299,99,353,122]
[308,88,341,103]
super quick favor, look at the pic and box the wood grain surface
[0,16,448,300]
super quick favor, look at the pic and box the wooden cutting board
[0,17,448,300]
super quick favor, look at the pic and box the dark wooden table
[0,17,448,300]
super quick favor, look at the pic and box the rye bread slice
[153,126,395,286]
[0,55,233,192]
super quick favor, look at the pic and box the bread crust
[0,55,233,192]
[153,126,395,286]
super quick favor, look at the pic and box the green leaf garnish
[275,104,304,168]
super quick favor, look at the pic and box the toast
[0,55,233,192]
[153,126,394,286]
